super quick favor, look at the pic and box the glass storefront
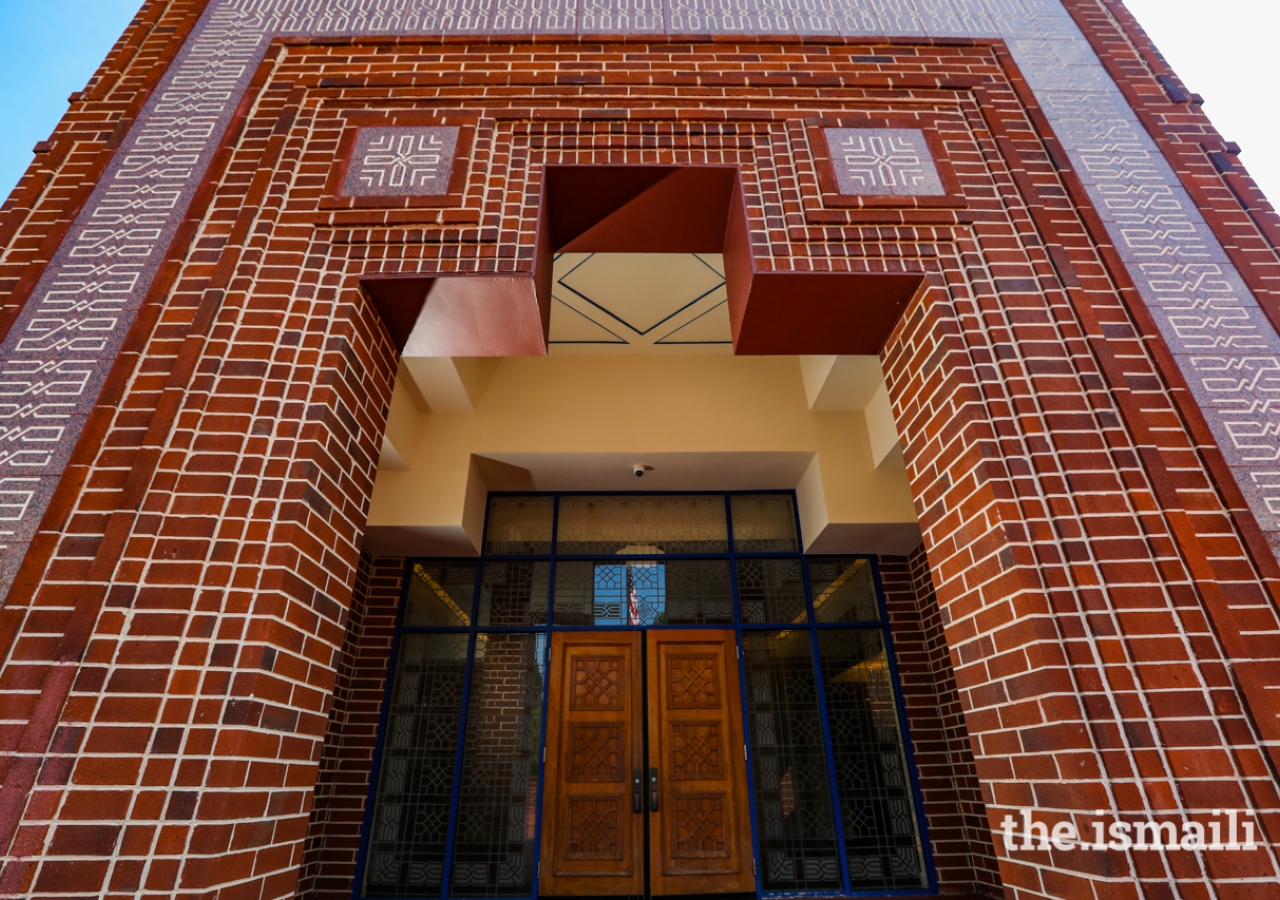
[359,493,932,899]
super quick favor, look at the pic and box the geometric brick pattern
[341,126,460,197]
[823,128,945,196]
[0,0,270,590]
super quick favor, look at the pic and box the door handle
[633,770,642,814]
[649,767,659,812]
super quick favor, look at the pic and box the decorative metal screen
[361,493,931,900]
[818,630,928,889]
[737,558,808,624]
[450,634,545,897]
[477,561,549,627]
[743,630,842,891]
[365,633,470,898]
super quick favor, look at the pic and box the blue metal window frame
[354,491,939,900]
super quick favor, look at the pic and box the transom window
[359,492,933,899]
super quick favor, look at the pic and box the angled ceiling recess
[361,166,925,357]
[549,252,732,351]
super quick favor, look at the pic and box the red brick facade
[0,1,1278,898]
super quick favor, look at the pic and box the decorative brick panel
[341,126,461,197]
[822,128,945,197]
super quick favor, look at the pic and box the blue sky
[0,0,143,198]
[0,1,1275,204]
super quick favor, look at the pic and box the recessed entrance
[358,158,937,900]
[540,630,754,897]
[358,493,931,900]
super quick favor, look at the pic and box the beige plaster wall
[365,355,920,556]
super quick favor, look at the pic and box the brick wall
[296,554,403,900]
[1065,0,1280,329]
[0,18,1276,900]
[882,215,1280,897]
[883,550,1001,894]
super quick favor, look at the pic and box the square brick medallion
[822,128,945,197]
[342,126,462,197]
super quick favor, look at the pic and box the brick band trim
[0,44,289,867]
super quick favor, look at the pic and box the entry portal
[359,493,931,900]
[540,631,755,897]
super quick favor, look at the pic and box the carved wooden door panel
[540,632,645,896]
[646,630,755,896]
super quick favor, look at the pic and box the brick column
[0,281,394,897]
[0,65,399,892]
[884,260,1280,896]
[296,555,405,900]
[879,553,1002,895]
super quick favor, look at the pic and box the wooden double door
[539,630,756,897]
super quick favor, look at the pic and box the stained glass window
[363,493,931,899]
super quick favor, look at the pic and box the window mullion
[439,630,478,899]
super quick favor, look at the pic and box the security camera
[633,464,653,477]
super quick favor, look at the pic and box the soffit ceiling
[549,252,732,352]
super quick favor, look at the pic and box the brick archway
[0,32,1278,900]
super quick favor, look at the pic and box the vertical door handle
[649,767,659,812]
[633,770,643,813]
